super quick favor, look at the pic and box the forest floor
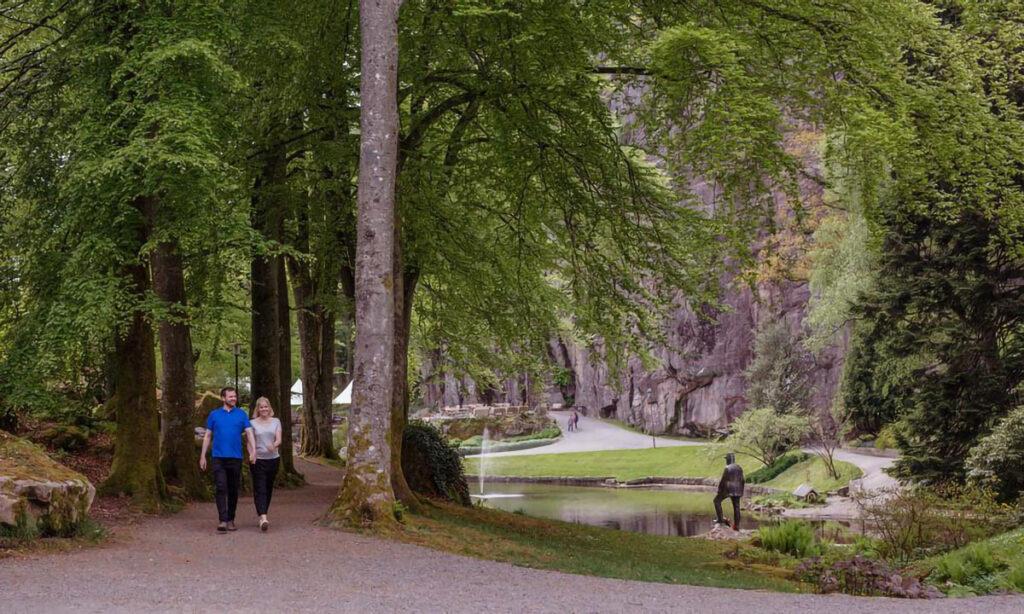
[4,460,1024,612]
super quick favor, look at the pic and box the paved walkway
[475,410,699,458]
[3,460,1021,613]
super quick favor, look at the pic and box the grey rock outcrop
[0,431,96,536]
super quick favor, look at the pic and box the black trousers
[251,457,280,516]
[211,457,242,523]
[713,494,741,527]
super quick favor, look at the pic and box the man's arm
[246,428,257,463]
[199,431,211,470]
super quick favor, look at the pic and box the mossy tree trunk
[100,196,167,511]
[153,239,208,500]
[329,0,402,528]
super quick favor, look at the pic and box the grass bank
[762,457,862,492]
[395,501,803,592]
[464,447,862,493]
[463,446,744,481]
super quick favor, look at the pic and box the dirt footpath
[2,460,1022,613]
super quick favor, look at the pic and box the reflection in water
[473,482,763,537]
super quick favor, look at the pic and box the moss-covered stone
[37,425,90,452]
[0,431,96,537]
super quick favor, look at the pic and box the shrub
[874,422,900,450]
[402,421,470,505]
[758,521,819,558]
[459,435,483,448]
[932,543,1000,586]
[723,407,809,467]
[1001,557,1024,592]
[854,486,1019,564]
[746,452,809,483]
[849,534,882,559]
[966,404,1024,502]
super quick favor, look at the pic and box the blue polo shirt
[205,406,252,459]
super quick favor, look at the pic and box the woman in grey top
[249,397,282,531]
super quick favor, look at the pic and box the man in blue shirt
[200,387,256,533]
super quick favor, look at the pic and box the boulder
[0,431,96,536]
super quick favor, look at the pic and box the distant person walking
[199,387,256,533]
[250,396,282,532]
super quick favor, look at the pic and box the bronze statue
[714,452,745,530]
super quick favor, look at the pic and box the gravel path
[3,460,1022,613]
[475,410,698,458]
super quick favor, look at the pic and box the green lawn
[395,501,803,592]
[463,446,747,481]
[762,456,862,492]
[464,447,862,493]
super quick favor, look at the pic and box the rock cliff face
[555,278,846,435]
[420,129,846,434]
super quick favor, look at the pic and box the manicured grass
[394,501,804,592]
[464,447,861,493]
[463,446,748,481]
[762,457,862,493]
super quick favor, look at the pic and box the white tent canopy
[290,379,352,406]
[333,380,352,405]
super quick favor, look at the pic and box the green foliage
[933,543,1000,588]
[723,407,809,468]
[921,528,1024,596]
[758,521,820,558]
[840,4,1024,485]
[744,320,814,414]
[402,421,470,506]
[746,453,809,484]
[966,405,1024,502]
[856,486,1020,565]
[839,324,916,435]
[874,423,900,450]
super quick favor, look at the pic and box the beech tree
[327,0,404,526]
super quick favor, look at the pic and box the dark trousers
[211,457,242,523]
[251,457,279,516]
[713,494,741,527]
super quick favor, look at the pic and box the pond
[472,481,767,537]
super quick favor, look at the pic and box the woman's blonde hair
[254,396,274,417]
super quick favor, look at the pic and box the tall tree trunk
[276,257,303,482]
[153,240,207,500]
[292,264,338,459]
[251,152,285,436]
[100,196,166,510]
[329,0,402,527]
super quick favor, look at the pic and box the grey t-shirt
[252,417,281,460]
